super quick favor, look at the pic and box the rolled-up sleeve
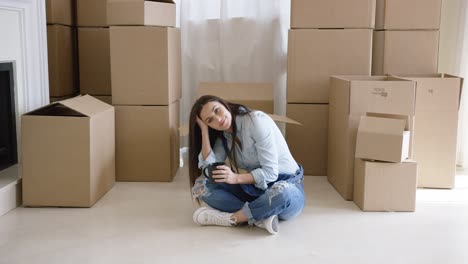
[198,138,227,169]
[249,113,279,190]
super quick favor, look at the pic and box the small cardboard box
[354,159,418,212]
[115,101,180,182]
[107,0,176,27]
[286,103,328,176]
[375,0,442,30]
[355,115,411,163]
[291,0,376,29]
[287,29,373,103]
[198,83,273,114]
[328,76,416,200]
[110,26,181,106]
[372,30,439,75]
[46,0,74,26]
[47,25,78,97]
[22,95,115,207]
[77,0,108,27]
[78,27,111,96]
[400,74,463,188]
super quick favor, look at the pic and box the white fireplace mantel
[0,0,49,216]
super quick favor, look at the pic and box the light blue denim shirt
[198,111,299,190]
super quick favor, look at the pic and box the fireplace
[0,0,49,215]
[0,62,17,171]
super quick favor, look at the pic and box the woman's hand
[212,165,238,184]
[196,116,209,132]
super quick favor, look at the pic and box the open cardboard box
[355,114,411,163]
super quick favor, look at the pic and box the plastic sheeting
[180,0,291,145]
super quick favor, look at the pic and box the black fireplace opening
[0,62,17,171]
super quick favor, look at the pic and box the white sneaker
[254,215,279,235]
[193,207,236,227]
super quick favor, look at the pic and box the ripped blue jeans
[192,166,305,224]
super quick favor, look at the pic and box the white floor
[1,165,468,264]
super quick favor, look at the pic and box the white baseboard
[0,178,22,217]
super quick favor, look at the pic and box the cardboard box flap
[60,95,113,117]
[348,78,416,115]
[25,103,86,117]
[394,73,464,111]
[199,83,273,101]
[359,116,407,136]
[179,113,301,136]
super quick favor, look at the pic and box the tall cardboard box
[107,0,176,27]
[286,104,328,176]
[291,0,376,29]
[198,83,273,114]
[47,25,78,97]
[355,115,411,163]
[287,29,373,103]
[375,0,442,30]
[22,95,115,207]
[46,0,74,26]
[77,0,108,27]
[401,74,463,188]
[78,27,111,95]
[372,30,439,75]
[328,76,416,200]
[115,101,180,182]
[354,159,417,212]
[110,26,181,105]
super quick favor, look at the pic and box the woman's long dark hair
[189,95,251,187]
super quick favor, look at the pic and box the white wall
[439,0,463,74]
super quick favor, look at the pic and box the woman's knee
[266,181,304,207]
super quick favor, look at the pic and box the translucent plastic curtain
[179,0,290,146]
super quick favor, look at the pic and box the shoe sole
[266,215,279,235]
[193,207,208,225]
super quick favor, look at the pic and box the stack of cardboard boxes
[354,113,417,212]
[76,0,112,104]
[285,0,375,176]
[372,0,442,75]
[46,0,79,102]
[108,0,181,182]
[328,76,417,202]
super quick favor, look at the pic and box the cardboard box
[115,101,180,182]
[376,0,442,30]
[355,115,411,163]
[287,29,373,103]
[286,104,328,176]
[77,0,108,27]
[372,30,439,75]
[291,0,376,29]
[46,0,74,26]
[47,25,78,97]
[107,0,176,27]
[93,95,112,105]
[354,159,417,212]
[78,27,111,95]
[22,95,115,207]
[110,26,181,105]
[198,83,273,114]
[328,76,416,200]
[400,74,463,188]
